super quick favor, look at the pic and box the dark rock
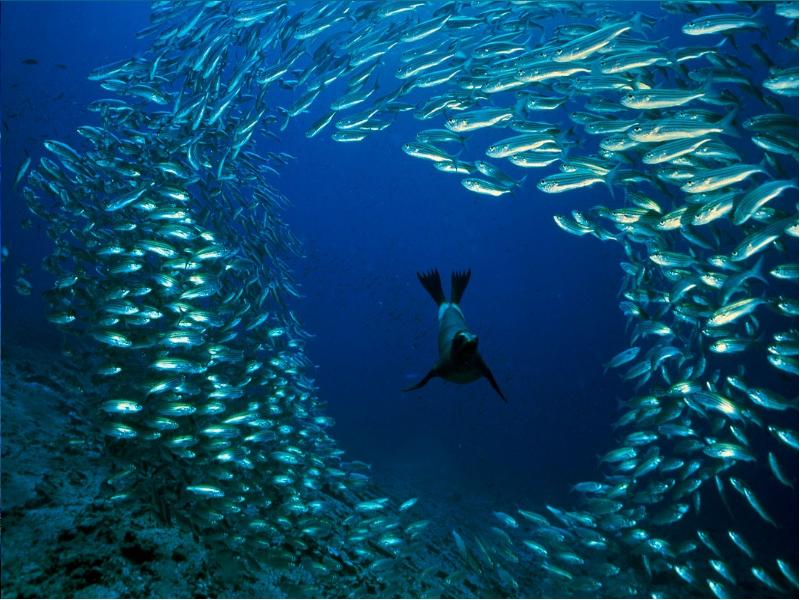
[121,535,157,565]
[171,549,187,562]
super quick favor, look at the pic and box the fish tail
[632,11,644,31]
[450,269,471,304]
[720,106,740,137]
[417,269,446,305]
[604,163,621,200]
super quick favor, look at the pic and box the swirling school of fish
[14,0,798,597]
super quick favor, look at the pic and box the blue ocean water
[1,1,798,598]
[2,0,629,511]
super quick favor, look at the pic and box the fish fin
[604,163,621,200]
[402,367,438,392]
[513,95,527,116]
[556,128,575,150]
[722,31,738,50]
[720,106,740,137]
[417,269,446,305]
[749,254,768,285]
[750,42,774,68]
[715,475,735,519]
[476,355,506,402]
[630,11,644,34]
[507,176,526,200]
[278,109,291,132]
[699,77,715,98]
[764,152,781,176]
[450,269,471,304]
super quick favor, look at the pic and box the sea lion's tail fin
[417,269,446,305]
[451,269,471,304]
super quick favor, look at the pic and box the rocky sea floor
[1,345,291,598]
[1,344,499,599]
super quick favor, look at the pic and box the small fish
[398,497,418,512]
[729,477,778,527]
[621,88,706,110]
[644,138,712,165]
[461,177,513,197]
[777,559,799,589]
[186,485,225,498]
[727,530,755,559]
[733,180,797,225]
[493,511,519,528]
[681,164,767,194]
[682,13,763,35]
[768,452,794,488]
[707,298,765,327]
[703,442,755,462]
[538,170,606,194]
[551,19,634,63]
[445,107,514,133]
[751,566,785,593]
[14,156,32,189]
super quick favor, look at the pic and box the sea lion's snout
[452,330,478,363]
[459,331,478,351]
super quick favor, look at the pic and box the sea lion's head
[451,330,478,365]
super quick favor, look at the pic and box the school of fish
[15,0,798,597]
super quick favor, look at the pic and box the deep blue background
[1,2,796,551]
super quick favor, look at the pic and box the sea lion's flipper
[477,355,506,402]
[417,269,446,305]
[403,367,439,392]
[451,269,471,304]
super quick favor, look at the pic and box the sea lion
[404,268,506,402]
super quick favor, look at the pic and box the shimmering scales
[17,0,798,597]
